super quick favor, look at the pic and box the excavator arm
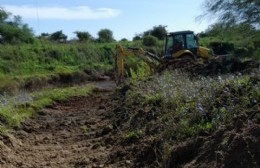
[115,44,161,84]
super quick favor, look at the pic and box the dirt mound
[109,104,259,168]
[107,72,260,167]
[166,113,260,168]
[162,58,260,77]
[192,58,259,76]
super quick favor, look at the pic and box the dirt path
[0,81,125,168]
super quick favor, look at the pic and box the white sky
[1,0,214,40]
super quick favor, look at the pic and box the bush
[253,40,260,49]
[234,47,250,57]
[209,41,235,55]
[126,70,259,140]
[142,35,158,47]
[253,48,260,60]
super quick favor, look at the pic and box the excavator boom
[115,44,161,84]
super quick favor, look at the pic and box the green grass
[0,84,94,130]
[0,41,116,94]
[0,42,115,77]
[122,130,143,143]
[119,68,259,140]
[31,85,94,110]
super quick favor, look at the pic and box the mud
[0,81,127,168]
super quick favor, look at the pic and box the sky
[1,0,213,40]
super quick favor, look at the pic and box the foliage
[0,7,9,22]
[132,35,142,41]
[74,31,93,42]
[201,0,260,26]
[120,69,259,142]
[0,42,115,94]
[122,130,143,143]
[142,35,158,47]
[253,48,260,60]
[129,61,151,82]
[209,41,234,55]
[31,85,94,109]
[97,29,115,43]
[112,69,259,167]
[0,7,34,44]
[143,25,167,40]
[199,22,260,58]
[0,41,115,75]
[119,38,128,42]
[49,30,67,42]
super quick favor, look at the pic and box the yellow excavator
[115,30,218,84]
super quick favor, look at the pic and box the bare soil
[0,81,128,168]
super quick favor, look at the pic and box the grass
[0,84,94,131]
[0,41,115,94]
[116,68,259,160]
[81,126,89,135]
[122,130,143,143]
[140,70,259,134]
[112,68,259,167]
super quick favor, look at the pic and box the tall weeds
[0,42,115,76]
[123,69,259,140]
[0,42,115,94]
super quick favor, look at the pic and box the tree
[132,34,142,41]
[204,22,259,38]
[142,25,167,40]
[150,25,167,40]
[74,31,93,42]
[0,7,9,22]
[39,33,50,39]
[0,7,34,43]
[201,0,260,27]
[49,30,67,42]
[203,22,226,37]
[119,38,128,42]
[97,29,114,43]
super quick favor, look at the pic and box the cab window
[165,36,173,54]
[186,34,197,49]
[172,35,184,52]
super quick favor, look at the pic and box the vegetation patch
[0,84,94,131]
[0,42,115,94]
[112,68,260,167]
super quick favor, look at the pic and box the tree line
[0,0,259,45]
[0,6,168,44]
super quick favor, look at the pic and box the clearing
[0,81,129,168]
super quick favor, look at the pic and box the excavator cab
[163,31,199,59]
[115,30,215,84]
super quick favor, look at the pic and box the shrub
[234,47,250,57]
[129,61,151,82]
[124,70,259,141]
[253,48,260,60]
[142,35,158,47]
[209,41,235,55]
